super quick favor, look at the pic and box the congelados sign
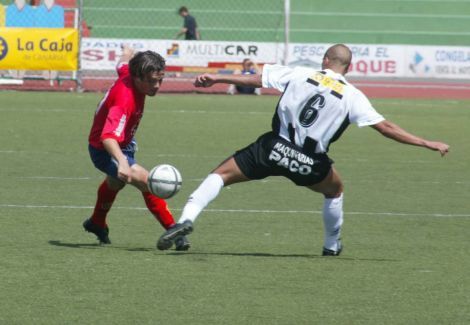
[0,28,78,71]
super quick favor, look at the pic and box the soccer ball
[147,164,182,199]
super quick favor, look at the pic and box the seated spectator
[0,5,5,27]
[34,0,64,28]
[6,0,34,27]
[227,59,261,95]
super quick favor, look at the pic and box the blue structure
[5,3,35,27]
[34,4,64,28]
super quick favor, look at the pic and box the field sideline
[0,92,469,324]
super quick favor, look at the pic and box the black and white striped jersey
[262,64,385,154]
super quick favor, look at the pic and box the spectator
[176,6,199,40]
[227,59,261,95]
[34,0,64,28]
[6,0,34,27]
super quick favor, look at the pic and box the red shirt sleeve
[116,63,130,78]
[100,105,128,143]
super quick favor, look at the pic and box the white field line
[354,83,470,90]
[19,176,93,180]
[15,176,206,182]
[374,100,463,108]
[0,150,458,166]
[1,100,462,113]
[0,98,466,115]
[13,176,470,185]
[0,108,270,115]
[0,203,469,218]
[0,151,228,159]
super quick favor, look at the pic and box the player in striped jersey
[158,44,449,255]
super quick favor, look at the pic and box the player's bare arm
[194,73,262,88]
[372,120,450,156]
[175,28,187,39]
[118,44,135,65]
[102,138,132,183]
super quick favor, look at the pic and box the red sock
[142,192,175,229]
[91,181,119,228]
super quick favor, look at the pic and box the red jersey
[88,64,146,149]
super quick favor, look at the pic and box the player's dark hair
[129,51,166,80]
[178,6,188,14]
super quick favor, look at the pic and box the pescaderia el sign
[80,38,470,80]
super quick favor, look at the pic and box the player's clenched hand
[120,44,135,62]
[117,159,132,183]
[194,74,217,87]
[426,141,450,157]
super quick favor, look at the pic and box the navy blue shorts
[88,140,137,178]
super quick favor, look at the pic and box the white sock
[322,193,344,251]
[178,173,224,223]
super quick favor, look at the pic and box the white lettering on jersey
[272,142,314,165]
[268,150,313,175]
[269,141,314,175]
[114,114,127,137]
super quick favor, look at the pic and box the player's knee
[131,165,148,182]
[106,176,126,191]
[130,165,150,192]
[325,183,343,198]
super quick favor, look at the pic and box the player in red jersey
[84,45,190,250]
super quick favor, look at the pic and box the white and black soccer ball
[147,164,182,199]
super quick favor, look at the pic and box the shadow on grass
[48,240,153,251]
[48,241,398,262]
[48,240,103,249]
[167,251,399,262]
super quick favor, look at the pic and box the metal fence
[1,0,470,92]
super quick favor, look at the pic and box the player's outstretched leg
[142,191,175,229]
[156,173,223,250]
[83,177,123,244]
[308,167,344,256]
[157,220,194,250]
[157,157,249,250]
[129,164,190,251]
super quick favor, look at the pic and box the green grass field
[0,92,469,324]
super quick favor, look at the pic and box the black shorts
[233,132,333,186]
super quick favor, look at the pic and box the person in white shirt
[157,44,450,256]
